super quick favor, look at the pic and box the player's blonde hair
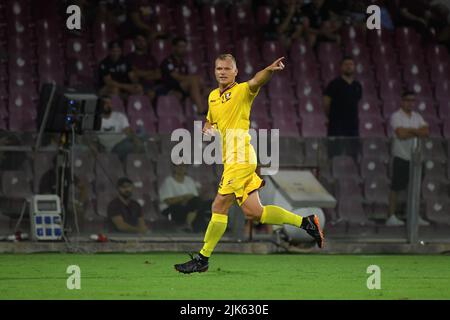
[216,54,237,68]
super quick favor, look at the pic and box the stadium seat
[368,28,394,47]
[361,138,390,162]
[423,159,447,180]
[341,25,366,44]
[360,157,389,180]
[126,154,157,182]
[359,97,383,119]
[298,97,325,118]
[320,62,340,85]
[422,177,449,201]
[426,199,450,225]
[337,199,375,227]
[422,139,447,163]
[1,170,32,198]
[155,95,184,119]
[230,4,255,39]
[426,44,450,66]
[359,117,386,138]
[256,6,272,28]
[430,62,449,85]
[269,98,298,120]
[261,41,285,65]
[157,116,184,134]
[395,27,421,47]
[289,39,317,64]
[272,117,300,137]
[300,115,327,137]
[364,178,390,205]
[317,42,342,65]
[336,178,363,202]
[398,44,425,64]
[435,80,450,101]
[250,117,272,131]
[332,155,360,180]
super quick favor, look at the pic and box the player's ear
[235,67,238,76]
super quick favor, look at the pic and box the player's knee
[211,197,232,214]
[242,206,262,221]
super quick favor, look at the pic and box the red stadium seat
[360,157,389,180]
[332,156,360,180]
[364,178,390,205]
[426,44,450,66]
[261,40,285,64]
[361,138,390,162]
[395,27,421,46]
[269,98,298,120]
[300,115,327,137]
[1,170,32,198]
[156,95,184,119]
[272,117,300,137]
[359,117,386,138]
[426,199,450,225]
[368,28,394,47]
[157,116,185,134]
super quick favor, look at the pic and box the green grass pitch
[0,253,449,300]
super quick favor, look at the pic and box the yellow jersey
[206,82,260,165]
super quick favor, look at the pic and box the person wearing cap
[98,40,144,97]
[107,177,148,234]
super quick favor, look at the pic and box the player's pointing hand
[267,57,285,72]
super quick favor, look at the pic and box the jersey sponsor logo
[221,92,232,103]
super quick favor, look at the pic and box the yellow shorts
[218,163,265,206]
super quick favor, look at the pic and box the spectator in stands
[98,40,143,97]
[127,33,162,102]
[160,37,207,115]
[120,0,166,40]
[96,95,144,162]
[107,177,148,233]
[323,56,362,159]
[397,0,448,41]
[302,0,343,46]
[387,91,430,227]
[266,0,308,49]
[159,164,210,233]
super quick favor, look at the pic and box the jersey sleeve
[206,92,213,123]
[417,114,428,127]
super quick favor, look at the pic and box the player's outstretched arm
[248,57,285,93]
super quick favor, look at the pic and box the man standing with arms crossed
[174,54,324,274]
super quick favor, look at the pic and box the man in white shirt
[97,96,143,161]
[387,91,430,226]
[159,164,210,232]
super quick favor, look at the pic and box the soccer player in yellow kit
[175,54,324,274]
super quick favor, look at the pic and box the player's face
[401,95,415,113]
[215,58,238,86]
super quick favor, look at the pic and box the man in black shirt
[159,37,207,115]
[98,41,143,97]
[107,177,148,233]
[323,56,362,158]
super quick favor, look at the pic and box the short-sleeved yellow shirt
[206,82,259,165]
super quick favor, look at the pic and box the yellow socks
[260,205,302,227]
[199,213,228,258]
